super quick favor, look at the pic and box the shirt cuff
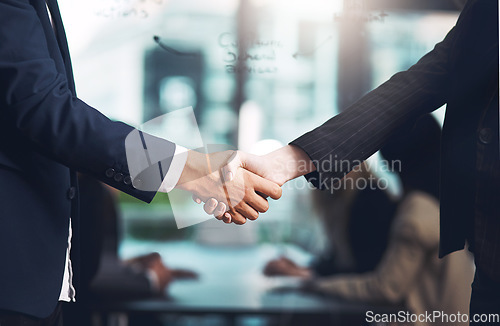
[158,145,188,193]
[145,269,161,293]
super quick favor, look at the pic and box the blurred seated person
[64,174,196,325]
[302,115,474,326]
[264,162,398,278]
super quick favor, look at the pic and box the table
[93,241,401,326]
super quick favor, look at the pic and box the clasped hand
[175,150,282,224]
[176,145,315,224]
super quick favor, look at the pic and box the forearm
[290,26,455,189]
[0,0,177,202]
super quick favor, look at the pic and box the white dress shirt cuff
[158,145,188,193]
[145,269,161,293]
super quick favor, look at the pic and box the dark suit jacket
[292,0,498,259]
[0,0,176,318]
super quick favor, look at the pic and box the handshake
[175,145,315,224]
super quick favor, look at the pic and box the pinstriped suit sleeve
[290,24,458,190]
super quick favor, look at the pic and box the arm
[263,257,313,279]
[289,22,457,188]
[0,0,171,202]
[0,0,281,221]
[228,18,462,191]
[199,10,461,224]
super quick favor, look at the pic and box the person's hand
[207,145,315,223]
[263,257,313,279]
[170,268,199,280]
[148,255,174,292]
[177,150,282,224]
[123,252,173,292]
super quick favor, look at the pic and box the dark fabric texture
[469,267,500,326]
[0,303,63,326]
[472,98,500,282]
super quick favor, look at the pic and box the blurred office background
[58,0,462,325]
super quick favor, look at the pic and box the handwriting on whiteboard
[94,0,164,19]
[218,32,282,74]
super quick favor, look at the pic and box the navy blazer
[0,0,176,317]
[292,0,498,258]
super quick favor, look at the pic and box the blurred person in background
[304,115,474,326]
[264,163,398,278]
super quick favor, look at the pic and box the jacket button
[67,187,76,200]
[105,168,116,178]
[124,176,132,185]
[132,178,143,189]
[114,173,124,182]
[479,128,492,144]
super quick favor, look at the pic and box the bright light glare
[262,0,342,20]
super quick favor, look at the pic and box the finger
[192,194,202,204]
[171,269,198,279]
[245,192,270,213]
[249,173,282,200]
[203,198,218,215]
[213,202,227,219]
[221,151,242,183]
[227,210,248,225]
[235,202,259,221]
[223,212,232,224]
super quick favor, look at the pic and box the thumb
[221,151,243,182]
[239,152,262,174]
[221,151,266,182]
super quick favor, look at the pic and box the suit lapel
[30,0,66,75]
[45,0,76,94]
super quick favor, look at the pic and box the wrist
[265,145,315,184]
[297,268,313,279]
[176,150,209,192]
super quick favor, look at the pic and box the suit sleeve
[290,15,460,189]
[0,0,176,202]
